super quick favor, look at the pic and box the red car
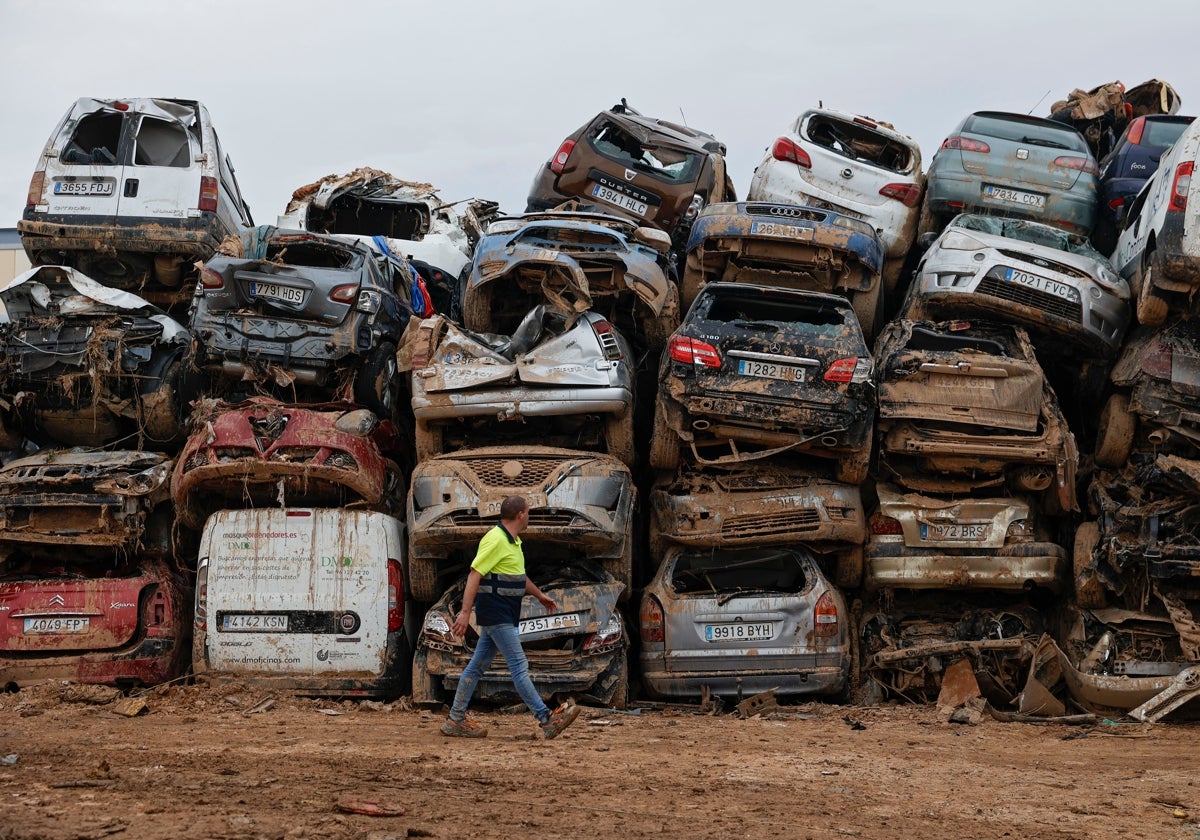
[173,399,406,530]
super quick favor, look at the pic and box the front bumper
[866,538,1067,592]
[412,385,630,421]
[420,644,626,704]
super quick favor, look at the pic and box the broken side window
[670,549,808,596]
[588,120,701,183]
[805,115,915,174]
[905,325,1008,357]
[308,195,430,241]
[265,239,361,269]
[62,111,123,165]
[132,116,191,168]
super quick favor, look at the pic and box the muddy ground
[1,682,1198,840]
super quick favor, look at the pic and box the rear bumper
[0,635,185,689]
[640,653,848,698]
[413,386,630,421]
[925,173,1095,233]
[866,539,1067,591]
[18,214,227,258]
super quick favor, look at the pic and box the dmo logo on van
[320,556,353,568]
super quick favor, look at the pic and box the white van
[193,508,416,698]
[18,97,253,304]
[1112,117,1200,326]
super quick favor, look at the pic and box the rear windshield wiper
[733,320,783,332]
[1019,136,1071,150]
[717,587,783,606]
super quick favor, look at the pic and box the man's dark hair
[500,495,528,520]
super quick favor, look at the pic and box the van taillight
[195,561,209,631]
[549,140,575,175]
[387,560,403,633]
[1169,161,1193,213]
[590,318,623,361]
[200,267,224,289]
[814,592,839,637]
[640,596,664,643]
[199,176,219,212]
[879,183,922,207]
[941,136,990,153]
[26,171,45,207]
[771,137,811,168]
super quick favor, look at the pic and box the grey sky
[2,0,1196,226]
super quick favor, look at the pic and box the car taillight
[200,267,224,289]
[870,513,903,535]
[771,137,811,168]
[199,175,219,212]
[668,335,721,368]
[26,171,45,207]
[824,357,872,383]
[879,182,922,207]
[582,615,623,652]
[853,116,877,129]
[387,559,403,633]
[549,139,575,175]
[590,318,623,361]
[1053,156,1098,175]
[195,560,209,631]
[1169,161,1193,213]
[1126,117,1147,146]
[1109,196,1126,211]
[330,283,359,303]
[1005,519,1034,543]
[640,596,664,643]
[941,136,990,153]
[1143,340,1174,379]
[112,100,129,112]
[814,592,839,638]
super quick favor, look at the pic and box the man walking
[440,495,581,739]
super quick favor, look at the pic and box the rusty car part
[1049,79,1181,160]
[413,559,627,708]
[408,446,635,602]
[1128,666,1200,722]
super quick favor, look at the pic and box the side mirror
[918,231,939,251]
[634,227,672,254]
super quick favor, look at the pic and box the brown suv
[525,101,735,248]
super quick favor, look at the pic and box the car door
[39,101,125,224]
[118,103,200,223]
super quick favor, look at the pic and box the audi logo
[768,206,804,218]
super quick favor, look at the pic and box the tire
[140,358,191,447]
[354,341,399,421]
[1136,263,1169,326]
[1073,521,1106,609]
[414,419,444,463]
[603,409,636,468]
[461,283,493,333]
[603,535,634,600]
[411,649,442,708]
[606,654,629,710]
[852,282,882,341]
[1094,393,1135,468]
[648,400,680,471]
[836,546,864,590]
[834,446,870,485]
[881,256,907,302]
[916,200,943,238]
[409,557,440,603]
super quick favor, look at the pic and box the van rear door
[39,98,125,224]
[203,509,396,675]
[117,100,201,223]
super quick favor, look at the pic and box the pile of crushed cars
[6,84,1200,722]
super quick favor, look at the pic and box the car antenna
[1028,89,1052,115]
[678,106,688,126]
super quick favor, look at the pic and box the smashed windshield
[955,214,1106,260]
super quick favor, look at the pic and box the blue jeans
[448,622,550,724]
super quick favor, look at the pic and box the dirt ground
[2,683,1200,840]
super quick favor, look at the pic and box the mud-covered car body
[0,265,195,448]
[859,591,1045,705]
[193,229,411,416]
[407,446,635,602]
[874,320,1078,512]
[460,211,676,347]
[867,483,1066,593]
[0,449,172,554]
[0,554,190,690]
[906,214,1130,358]
[923,111,1097,236]
[640,545,849,699]
[17,97,253,310]
[409,309,636,466]
[747,107,924,285]
[413,560,627,707]
[680,202,885,337]
[652,283,874,484]
[172,399,403,531]
[526,102,734,247]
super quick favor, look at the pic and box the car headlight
[94,463,170,496]
[938,231,988,251]
[1092,267,1129,298]
[422,612,460,649]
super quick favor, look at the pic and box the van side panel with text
[193,508,414,698]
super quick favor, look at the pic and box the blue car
[1093,114,1195,253]
[680,201,885,338]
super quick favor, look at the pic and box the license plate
[983,185,1046,209]
[738,359,806,382]
[705,622,772,642]
[519,612,581,635]
[478,492,547,517]
[920,522,990,541]
[1003,268,1078,301]
[53,180,114,196]
[590,183,649,217]
[221,613,289,632]
[750,221,814,241]
[249,281,305,304]
[24,616,89,634]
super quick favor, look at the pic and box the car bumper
[420,644,626,704]
[640,651,848,698]
[866,539,1067,591]
[18,215,227,258]
[0,636,185,689]
[412,386,630,420]
[925,173,1096,233]
[0,494,151,548]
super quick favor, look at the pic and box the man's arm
[526,578,557,614]
[453,569,483,637]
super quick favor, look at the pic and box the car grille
[448,510,579,528]
[745,203,828,222]
[463,458,563,487]
[724,509,823,535]
[997,249,1092,281]
[527,228,621,248]
[976,277,1082,322]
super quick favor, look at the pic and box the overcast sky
[2,0,1197,227]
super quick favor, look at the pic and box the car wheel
[140,358,192,447]
[77,251,152,289]
[603,409,636,468]
[648,400,680,471]
[603,535,634,601]
[414,419,444,463]
[852,282,883,341]
[1094,393,1135,468]
[835,546,864,589]
[606,654,629,711]
[1073,521,1107,609]
[1136,263,1169,326]
[411,649,442,708]
[354,341,399,421]
[409,557,440,604]
[833,446,870,485]
[461,283,493,333]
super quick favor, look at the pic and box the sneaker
[541,702,582,740]
[440,716,488,738]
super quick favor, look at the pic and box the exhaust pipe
[692,419,710,431]
[820,436,840,447]
[1014,467,1052,493]
[153,255,184,287]
[1148,429,1171,445]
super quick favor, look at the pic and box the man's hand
[537,594,558,614]
[452,609,471,638]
